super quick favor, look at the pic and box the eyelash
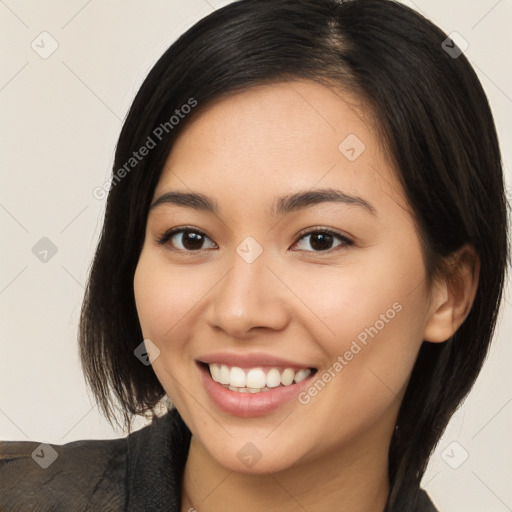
[155,226,354,254]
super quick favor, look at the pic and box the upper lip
[197,352,316,369]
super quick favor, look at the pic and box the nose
[206,248,291,339]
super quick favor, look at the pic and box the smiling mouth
[200,362,318,393]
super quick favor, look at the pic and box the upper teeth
[208,363,312,390]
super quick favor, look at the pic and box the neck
[181,424,391,512]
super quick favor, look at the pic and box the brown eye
[157,228,217,251]
[293,229,352,253]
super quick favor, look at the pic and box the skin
[133,80,479,512]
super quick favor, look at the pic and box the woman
[1,0,508,511]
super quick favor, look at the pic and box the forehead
[154,80,406,214]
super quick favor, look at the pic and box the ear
[423,244,480,343]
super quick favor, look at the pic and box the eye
[292,228,353,253]
[156,226,353,254]
[156,227,217,252]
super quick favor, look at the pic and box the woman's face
[134,80,437,474]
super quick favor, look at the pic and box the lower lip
[198,363,316,417]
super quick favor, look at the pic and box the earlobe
[422,245,480,343]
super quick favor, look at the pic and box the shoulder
[0,408,189,512]
[418,488,439,511]
[0,433,128,511]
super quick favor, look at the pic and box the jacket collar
[126,407,191,511]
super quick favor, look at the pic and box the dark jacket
[0,407,438,511]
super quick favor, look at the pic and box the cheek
[287,246,429,420]
[133,249,202,407]
[288,253,428,354]
[133,249,204,341]
[290,275,427,454]
[297,260,427,405]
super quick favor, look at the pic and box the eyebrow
[150,188,376,216]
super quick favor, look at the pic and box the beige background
[0,1,511,510]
